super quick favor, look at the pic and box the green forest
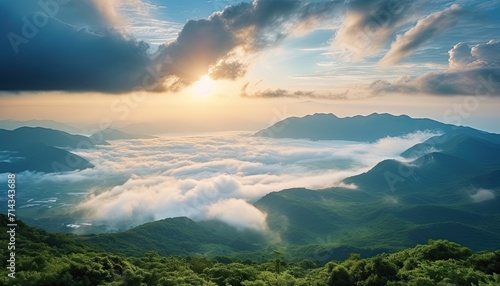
[1,215,499,286]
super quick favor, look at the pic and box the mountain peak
[14,126,57,132]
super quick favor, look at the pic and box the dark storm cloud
[0,0,152,93]
[0,0,340,93]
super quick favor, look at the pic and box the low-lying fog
[6,131,438,232]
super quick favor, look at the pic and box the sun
[193,75,215,96]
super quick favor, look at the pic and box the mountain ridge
[255,112,463,141]
[91,127,156,141]
[0,127,99,173]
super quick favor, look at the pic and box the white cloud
[17,131,438,231]
[449,42,474,69]
[449,40,500,69]
[371,39,500,96]
[380,4,464,65]
[333,0,418,59]
[207,198,268,231]
[470,189,496,203]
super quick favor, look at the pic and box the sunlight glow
[193,75,215,96]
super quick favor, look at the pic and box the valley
[1,113,499,269]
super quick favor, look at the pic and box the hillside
[255,186,500,262]
[0,120,498,281]
[1,215,499,285]
[83,217,266,257]
[254,131,500,260]
[401,129,500,158]
[0,143,94,173]
[0,127,99,173]
[255,113,460,141]
[346,133,500,194]
[52,130,500,264]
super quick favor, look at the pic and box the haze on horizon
[1,0,500,133]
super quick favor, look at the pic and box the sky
[1,0,499,133]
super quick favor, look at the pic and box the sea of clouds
[18,131,440,231]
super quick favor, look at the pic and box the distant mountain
[255,113,461,141]
[69,129,500,263]
[91,127,156,141]
[0,127,99,173]
[434,135,500,166]
[0,143,93,173]
[345,133,500,194]
[401,128,500,158]
[0,127,105,150]
[0,119,80,134]
[2,120,498,265]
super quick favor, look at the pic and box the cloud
[209,59,248,80]
[380,4,464,65]
[414,67,500,95]
[333,0,418,59]
[1,0,340,93]
[449,40,500,69]
[470,189,495,203]
[448,42,474,69]
[371,39,500,96]
[150,0,341,91]
[0,0,152,93]
[207,198,268,231]
[241,84,350,99]
[9,131,437,231]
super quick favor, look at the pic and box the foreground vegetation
[1,215,499,285]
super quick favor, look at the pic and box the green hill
[345,132,500,195]
[82,217,266,258]
[65,132,500,264]
[1,214,499,285]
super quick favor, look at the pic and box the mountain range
[255,113,461,141]
[0,127,99,173]
[0,126,160,173]
[0,119,80,134]
[77,114,500,263]
[3,113,499,265]
[91,127,156,141]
